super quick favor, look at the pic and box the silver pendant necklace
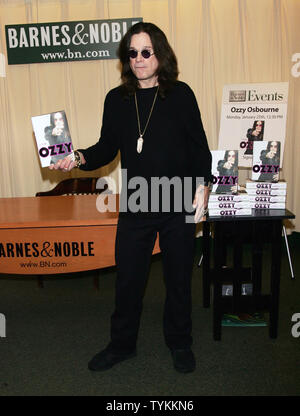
[134,86,159,154]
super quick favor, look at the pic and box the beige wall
[0,0,299,230]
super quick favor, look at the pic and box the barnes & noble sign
[5,17,142,65]
[0,240,96,273]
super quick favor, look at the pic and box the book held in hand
[32,110,73,167]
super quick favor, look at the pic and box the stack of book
[208,192,251,216]
[245,180,287,210]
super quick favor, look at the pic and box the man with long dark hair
[45,111,71,164]
[50,22,212,373]
[244,120,265,155]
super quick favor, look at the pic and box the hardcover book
[247,195,286,203]
[208,192,249,202]
[250,202,286,209]
[251,141,281,182]
[208,201,250,209]
[246,179,287,189]
[208,208,252,217]
[246,188,286,196]
[211,150,239,194]
[32,110,73,167]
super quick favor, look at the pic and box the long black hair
[49,111,70,137]
[252,120,265,139]
[117,22,179,97]
[266,140,281,161]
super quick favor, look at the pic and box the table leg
[213,222,223,340]
[252,221,263,306]
[202,222,211,308]
[269,220,282,339]
[232,232,243,312]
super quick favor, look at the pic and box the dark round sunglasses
[128,49,154,59]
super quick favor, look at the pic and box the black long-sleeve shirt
[79,81,212,215]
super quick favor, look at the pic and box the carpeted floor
[0,233,299,396]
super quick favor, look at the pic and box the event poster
[218,82,288,167]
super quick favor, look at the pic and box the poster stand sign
[218,82,289,168]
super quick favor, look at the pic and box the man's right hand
[49,153,77,171]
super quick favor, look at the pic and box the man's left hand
[192,184,210,223]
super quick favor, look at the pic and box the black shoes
[88,348,137,371]
[171,348,196,373]
[88,346,195,373]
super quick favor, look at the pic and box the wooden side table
[202,209,295,340]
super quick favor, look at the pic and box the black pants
[107,214,196,354]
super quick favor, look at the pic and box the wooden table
[0,195,159,275]
[202,209,295,340]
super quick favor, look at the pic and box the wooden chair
[35,177,109,197]
[35,177,110,289]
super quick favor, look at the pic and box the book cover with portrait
[251,141,281,182]
[31,110,73,167]
[211,150,239,194]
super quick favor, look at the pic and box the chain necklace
[134,86,159,154]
